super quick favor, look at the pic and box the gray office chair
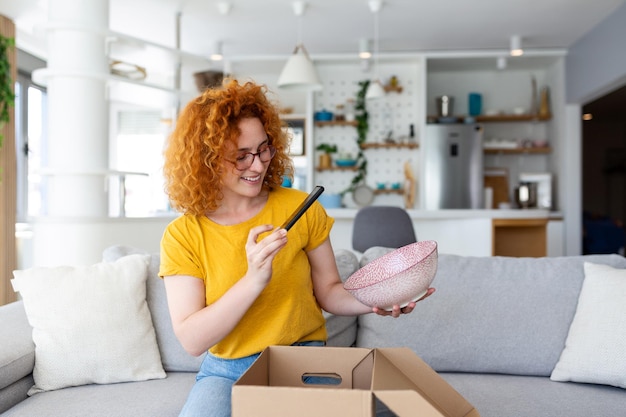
[352,206,417,253]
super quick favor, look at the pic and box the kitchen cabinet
[492,218,548,257]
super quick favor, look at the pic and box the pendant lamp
[277,1,322,91]
[210,41,223,61]
[510,35,523,57]
[366,0,385,100]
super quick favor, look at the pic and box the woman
[159,79,434,417]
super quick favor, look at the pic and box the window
[15,71,47,221]
[109,104,172,217]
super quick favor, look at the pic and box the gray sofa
[1,245,625,416]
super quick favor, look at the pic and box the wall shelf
[314,120,358,127]
[477,114,552,122]
[427,114,552,123]
[360,142,419,150]
[316,166,359,172]
[484,146,551,155]
[384,85,403,93]
[373,188,403,195]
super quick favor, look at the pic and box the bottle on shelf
[345,99,355,122]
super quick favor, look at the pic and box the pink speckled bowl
[344,241,438,310]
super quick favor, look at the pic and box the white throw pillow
[550,262,626,388]
[12,254,166,394]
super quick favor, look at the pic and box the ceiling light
[359,38,371,59]
[497,56,507,70]
[210,41,223,61]
[510,35,523,57]
[366,80,386,100]
[277,1,322,91]
[366,0,385,100]
[216,1,232,15]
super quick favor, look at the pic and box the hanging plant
[341,80,370,196]
[0,34,16,150]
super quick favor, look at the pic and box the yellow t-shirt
[159,187,334,359]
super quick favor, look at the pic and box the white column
[32,0,111,266]
[44,0,110,217]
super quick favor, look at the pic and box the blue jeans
[178,341,325,417]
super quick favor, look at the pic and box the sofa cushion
[0,301,34,391]
[0,372,195,417]
[357,249,626,376]
[102,246,205,372]
[441,372,626,417]
[550,262,626,388]
[0,376,34,415]
[11,255,166,395]
[104,245,360,352]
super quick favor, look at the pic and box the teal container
[468,93,482,116]
[318,194,342,209]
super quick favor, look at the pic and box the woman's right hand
[244,225,287,287]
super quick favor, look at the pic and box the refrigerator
[422,124,484,209]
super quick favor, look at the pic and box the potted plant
[340,80,370,195]
[0,34,15,151]
[315,143,337,169]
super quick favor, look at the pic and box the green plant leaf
[340,80,370,196]
[0,34,16,150]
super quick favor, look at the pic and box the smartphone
[280,186,325,231]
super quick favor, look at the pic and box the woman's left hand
[372,287,436,318]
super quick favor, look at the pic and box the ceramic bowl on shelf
[344,241,438,310]
[335,159,357,167]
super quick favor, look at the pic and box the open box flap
[266,346,374,389]
[236,347,270,386]
[373,348,479,417]
[374,390,446,417]
[233,385,374,417]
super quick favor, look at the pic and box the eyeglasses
[230,144,276,171]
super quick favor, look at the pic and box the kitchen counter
[23,208,562,268]
[327,208,562,257]
[327,208,558,220]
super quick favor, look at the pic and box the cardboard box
[232,346,480,417]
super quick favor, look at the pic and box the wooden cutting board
[484,167,509,208]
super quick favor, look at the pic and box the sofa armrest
[0,301,35,392]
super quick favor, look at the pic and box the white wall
[30,217,175,267]
[566,2,626,104]
[561,3,626,254]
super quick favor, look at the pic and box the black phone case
[281,186,325,231]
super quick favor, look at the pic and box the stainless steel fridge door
[423,124,484,209]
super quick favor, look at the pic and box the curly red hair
[163,78,293,215]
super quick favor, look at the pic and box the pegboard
[313,60,422,207]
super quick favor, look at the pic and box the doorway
[581,84,626,254]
